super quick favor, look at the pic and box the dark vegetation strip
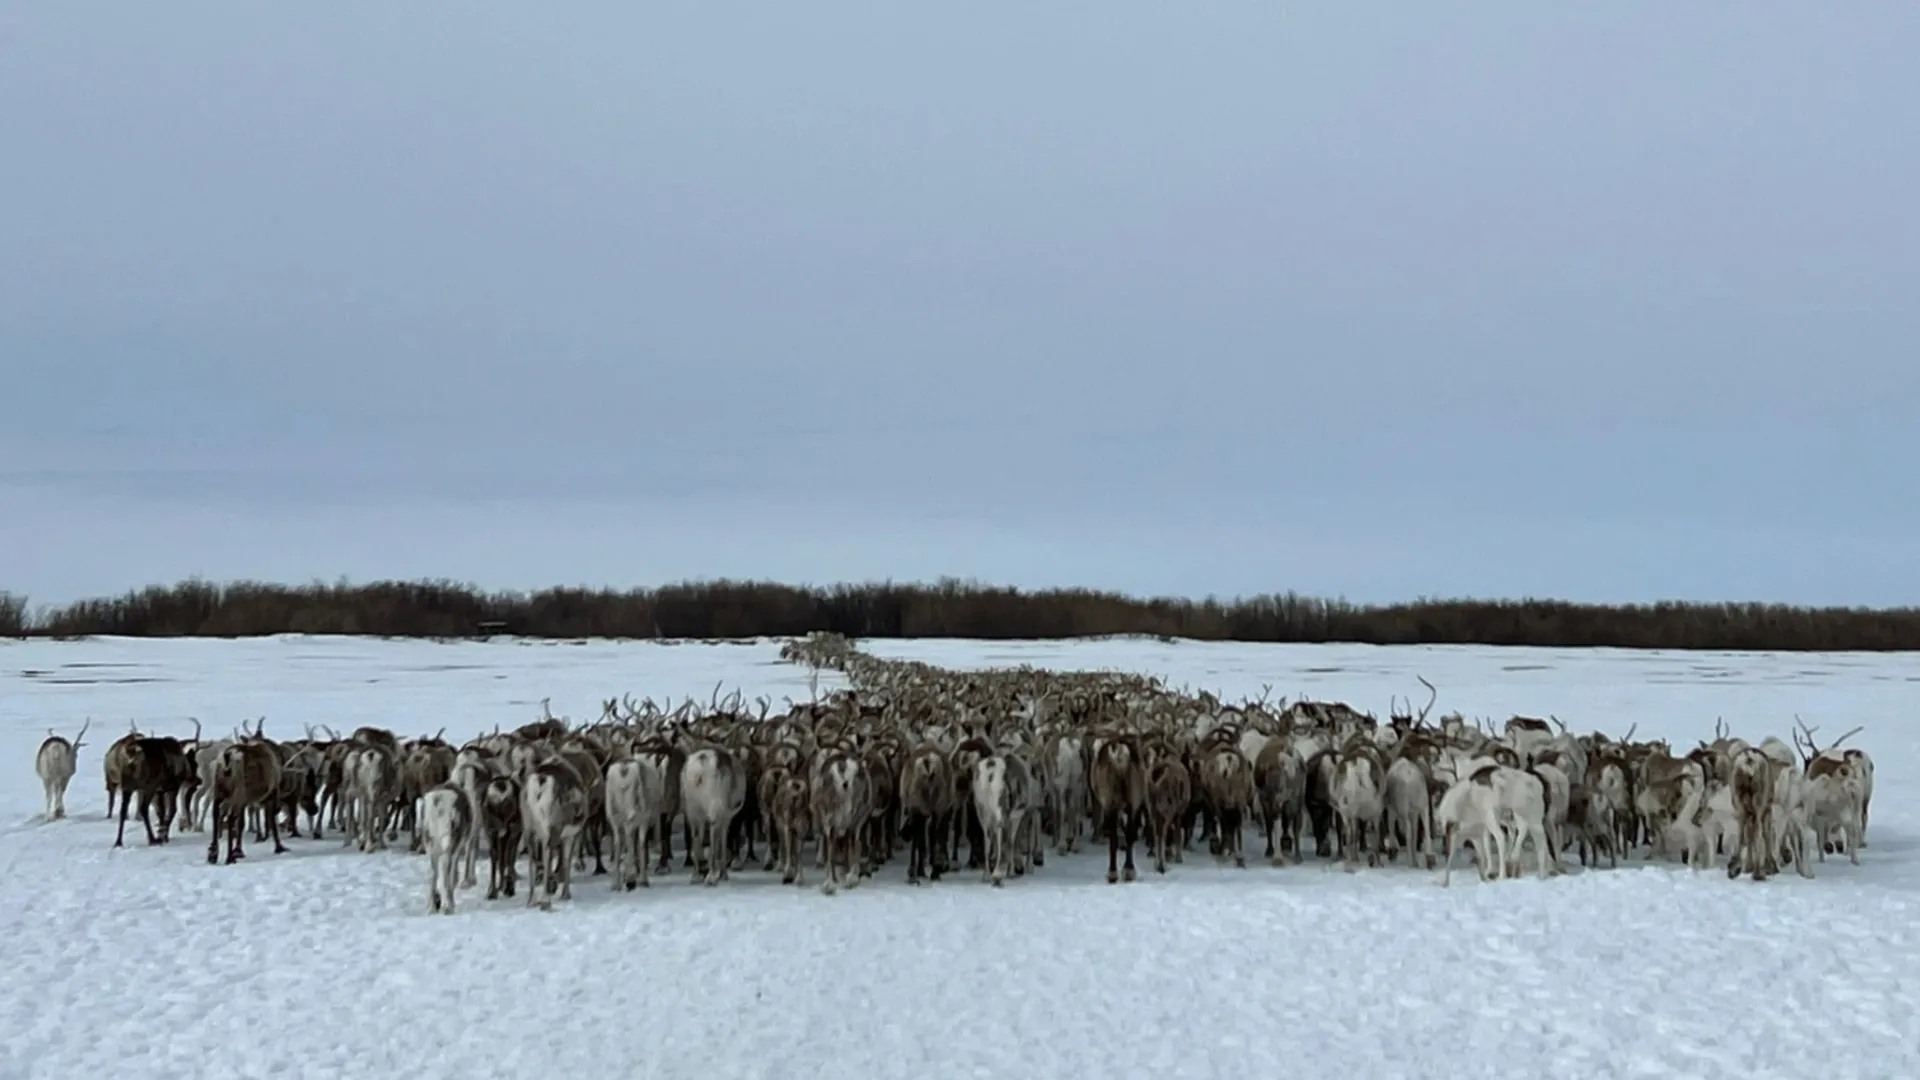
[1,578,1915,652]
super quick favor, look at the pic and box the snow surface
[3,634,1918,1080]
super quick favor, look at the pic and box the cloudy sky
[3,5,1915,608]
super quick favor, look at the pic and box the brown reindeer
[1198,745,1255,868]
[809,749,872,895]
[897,746,950,885]
[1726,747,1776,881]
[206,740,286,864]
[1253,737,1306,866]
[1090,735,1148,884]
[1146,755,1191,874]
[482,775,524,900]
[102,722,141,821]
[762,765,812,886]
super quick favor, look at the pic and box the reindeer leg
[1104,810,1120,884]
[204,801,222,864]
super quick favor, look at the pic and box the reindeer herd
[28,633,1881,914]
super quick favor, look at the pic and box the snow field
[3,635,1919,1079]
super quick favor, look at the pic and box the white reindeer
[449,759,491,889]
[604,758,657,891]
[1490,766,1553,879]
[34,719,88,820]
[1528,762,1571,874]
[1043,732,1087,855]
[1381,755,1433,869]
[680,747,744,887]
[1332,746,1386,871]
[1435,775,1507,886]
[971,756,1014,886]
[420,784,472,914]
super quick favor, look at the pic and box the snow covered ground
[3,634,1917,1079]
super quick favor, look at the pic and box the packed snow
[3,634,1918,1079]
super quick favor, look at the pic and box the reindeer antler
[1791,714,1821,767]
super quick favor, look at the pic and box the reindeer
[681,746,746,887]
[1145,754,1191,875]
[113,734,191,848]
[604,757,656,891]
[811,749,873,894]
[1332,740,1386,870]
[206,738,286,864]
[183,719,235,833]
[345,741,403,853]
[35,718,88,820]
[897,746,950,885]
[970,755,1017,887]
[449,757,492,889]
[482,775,524,900]
[522,758,590,910]
[1253,737,1306,866]
[1725,747,1776,881]
[102,721,141,821]
[401,737,456,854]
[1527,759,1572,874]
[1435,771,1506,886]
[1198,745,1254,868]
[420,783,473,914]
[1042,727,1088,855]
[1567,781,1619,869]
[1488,765,1553,879]
[764,764,813,886]
[1795,721,1864,866]
[1381,749,1434,869]
[1088,735,1148,884]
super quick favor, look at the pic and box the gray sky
[4,5,1916,609]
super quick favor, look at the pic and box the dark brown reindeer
[1089,734,1147,884]
[113,735,193,848]
[482,775,524,900]
[897,745,951,885]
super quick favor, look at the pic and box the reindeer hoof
[1106,870,1119,884]
[821,882,837,896]
[1123,866,1137,882]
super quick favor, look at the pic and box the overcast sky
[3,5,1916,608]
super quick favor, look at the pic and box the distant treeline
[2,577,1917,652]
